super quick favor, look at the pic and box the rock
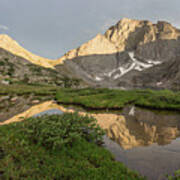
[58,34,117,61]
[1,80,10,85]
[1,18,180,90]
[55,18,180,90]
[57,18,180,63]
[0,35,55,68]
[10,97,18,102]
[32,100,40,104]
[0,96,10,101]
[105,18,180,51]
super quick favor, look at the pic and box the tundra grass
[56,88,180,110]
[0,84,60,96]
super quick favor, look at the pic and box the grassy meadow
[0,113,145,180]
[0,84,60,96]
[1,84,180,179]
[56,88,180,111]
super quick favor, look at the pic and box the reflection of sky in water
[33,109,63,117]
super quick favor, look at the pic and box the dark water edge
[56,100,180,114]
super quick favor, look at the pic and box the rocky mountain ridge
[0,34,61,68]
[1,18,180,67]
[56,18,180,90]
[58,18,180,61]
[1,18,180,89]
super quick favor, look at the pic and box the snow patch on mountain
[128,52,153,68]
[95,76,103,81]
[93,51,162,82]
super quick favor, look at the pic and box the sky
[0,0,180,59]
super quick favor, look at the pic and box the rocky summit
[59,18,180,60]
[1,18,180,90]
[0,34,61,68]
[57,18,180,90]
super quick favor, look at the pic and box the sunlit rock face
[105,18,180,51]
[1,18,180,89]
[55,19,180,90]
[0,35,59,68]
[58,18,180,61]
[1,18,180,67]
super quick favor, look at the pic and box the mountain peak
[1,18,180,69]
[119,17,148,24]
[57,33,117,62]
[1,19,180,90]
[57,18,180,63]
[0,34,58,68]
[0,34,13,41]
[104,18,180,51]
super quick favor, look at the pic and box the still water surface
[1,101,180,180]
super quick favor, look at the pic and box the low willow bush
[168,170,180,180]
[19,113,105,150]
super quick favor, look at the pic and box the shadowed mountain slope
[0,48,63,85]
[1,18,180,89]
[56,39,180,90]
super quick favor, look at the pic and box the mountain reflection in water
[106,106,180,149]
[2,101,180,180]
[2,102,180,150]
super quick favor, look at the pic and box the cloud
[0,25,9,31]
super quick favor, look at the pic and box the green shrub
[0,114,145,180]
[28,64,42,75]
[4,58,9,61]
[168,170,180,180]
[0,61,5,66]
[19,113,105,150]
